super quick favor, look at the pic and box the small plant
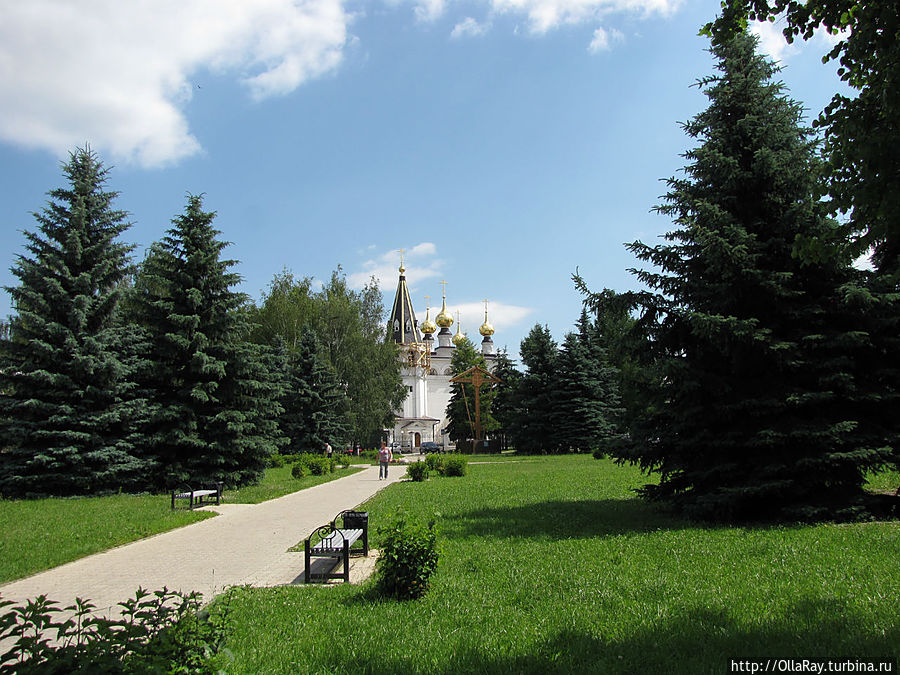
[441,455,468,477]
[424,454,443,473]
[406,461,429,482]
[0,587,233,674]
[291,463,308,479]
[376,513,439,600]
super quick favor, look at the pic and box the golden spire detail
[435,279,453,328]
[452,310,466,346]
[421,295,437,335]
[479,298,495,337]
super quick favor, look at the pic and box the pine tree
[509,324,559,454]
[131,195,284,488]
[622,31,887,521]
[276,331,350,453]
[490,349,522,452]
[553,313,622,454]
[0,148,148,497]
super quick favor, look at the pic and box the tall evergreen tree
[620,31,887,521]
[490,349,522,452]
[275,331,350,453]
[553,312,622,453]
[0,148,148,497]
[131,195,284,488]
[509,324,559,454]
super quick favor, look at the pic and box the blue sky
[0,0,849,359]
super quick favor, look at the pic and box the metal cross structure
[449,365,501,451]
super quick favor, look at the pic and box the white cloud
[0,0,350,168]
[588,25,625,52]
[751,18,849,62]
[348,242,443,292]
[451,17,491,39]
[750,20,799,61]
[490,0,681,34]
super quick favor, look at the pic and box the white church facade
[387,263,497,450]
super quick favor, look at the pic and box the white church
[387,261,498,451]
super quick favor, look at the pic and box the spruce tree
[132,195,284,488]
[0,148,148,497]
[509,324,559,454]
[276,331,350,453]
[490,349,522,452]
[553,313,622,454]
[622,31,887,521]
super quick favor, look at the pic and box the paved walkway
[0,464,405,619]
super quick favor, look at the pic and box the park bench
[170,482,224,510]
[304,510,369,583]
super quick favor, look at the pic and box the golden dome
[421,299,437,335]
[435,282,453,328]
[452,312,466,346]
[479,300,495,337]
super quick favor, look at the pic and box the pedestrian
[378,441,392,480]
[325,442,332,459]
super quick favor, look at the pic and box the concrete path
[0,464,405,619]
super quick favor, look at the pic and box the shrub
[0,587,232,674]
[424,454,443,473]
[376,514,439,600]
[406,462,429,482]
[359,450,378,462]
[441,455,468,477]
[293,454,335,476]
[266,454,285,468]
[291,463,308,479]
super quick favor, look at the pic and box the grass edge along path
[214,455,900,674]
[0,465,365,584]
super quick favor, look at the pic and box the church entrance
[414,432,421,448]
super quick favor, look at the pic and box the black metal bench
[304,510,369,583]
[170,482,224,510]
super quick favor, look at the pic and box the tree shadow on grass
[446,497,706,541]
[319,598,899,674]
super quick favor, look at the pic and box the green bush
[424,454,443,473]
[266,454,285,468]
[441,455,468,477]
[406,462,429,482]
[376,514,439,600]
[359,450,378,461]
[0,587,232,674]
[291,463,308,479]
[294,454,334,476]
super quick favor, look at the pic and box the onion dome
[435,282,453,329]
[421,299,437,335]
[452,312,466,346]
[479,300,495,337]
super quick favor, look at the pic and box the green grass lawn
[0,465,365,584]
[214,456,900,674]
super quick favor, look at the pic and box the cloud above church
[0,0,350,168]
[348,242,443,292]
[0,0,684,168]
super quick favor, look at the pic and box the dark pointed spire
[388,255,421,345]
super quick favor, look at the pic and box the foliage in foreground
[0,587,231,674]
[375,513,439,600]
[216,456,899,673]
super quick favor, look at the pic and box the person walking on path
[378,441,392,480]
